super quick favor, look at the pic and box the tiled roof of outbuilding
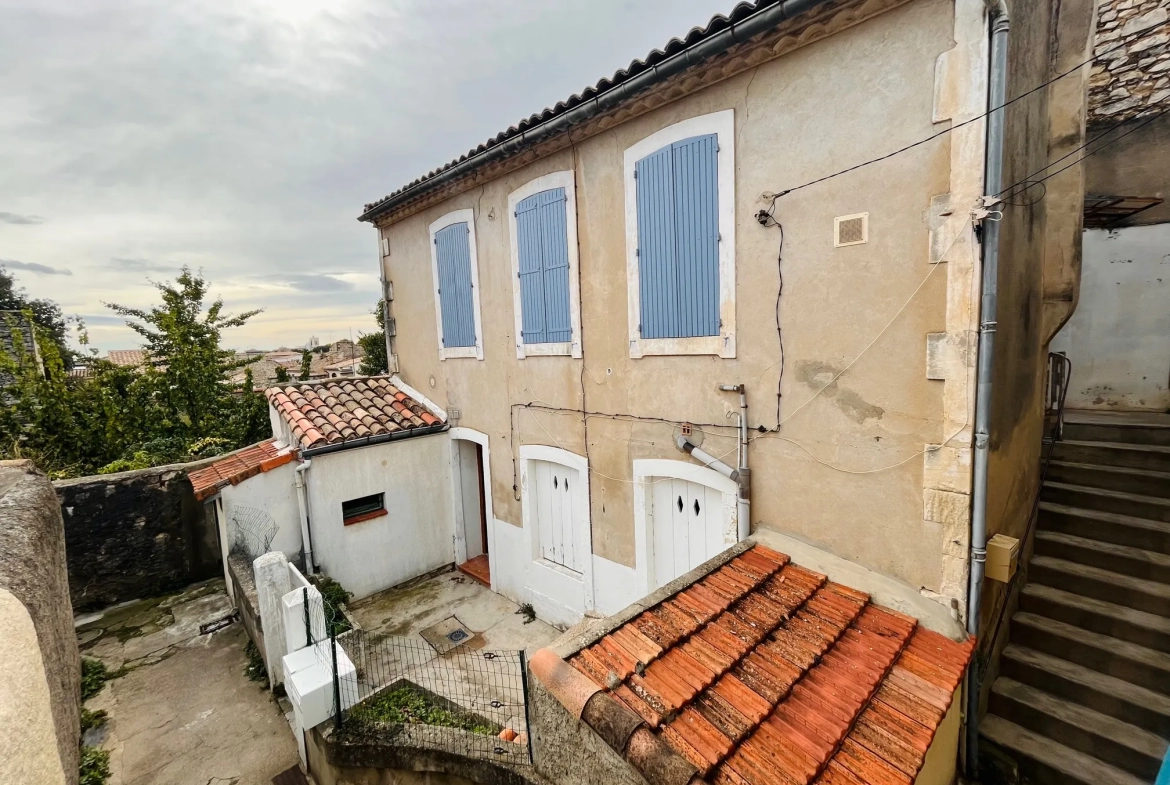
[532,544,974,785]
[189,439,294,501]
[266,377,443,450]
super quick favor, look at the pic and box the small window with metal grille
[342,493,386,525]
[834,213,868,247]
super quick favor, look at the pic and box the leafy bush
[311,576,353,637]
[80,658,110,702]
[346,685,497,735]
[79,746,111,785]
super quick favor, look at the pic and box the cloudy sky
[1,0,731,352]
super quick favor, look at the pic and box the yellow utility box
[986,533,1020,583]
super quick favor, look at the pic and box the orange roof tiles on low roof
[265,376,443,450]
[531,544,974,785]
[188,439,293,501]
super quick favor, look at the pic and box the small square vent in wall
[834,213,868,247]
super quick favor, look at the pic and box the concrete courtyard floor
[78,580,299,785]
[347,567,559,652]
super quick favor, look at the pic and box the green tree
[0,265,78,369]
[274,365,290,383]
[358,299,388,376]
[298,350,312,381]
[106,268,261,439]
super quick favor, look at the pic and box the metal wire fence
[308,612,532,766]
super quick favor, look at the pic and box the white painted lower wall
[305,435,455,601]
[1052,225,1170,411]
[219,461,302,559]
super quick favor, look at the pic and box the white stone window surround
[631,458,740,596]
[428,208,485,361]
[519,444,595,616]
[623,109,737,359]
[508,171,584,359]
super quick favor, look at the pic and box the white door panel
[531,459,582,573]
[649,477,731,590]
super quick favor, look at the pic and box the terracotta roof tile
[531,545,975,785]
[188,439,293,501]
[265,377,444,449]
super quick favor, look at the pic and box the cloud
[109,257,175,273]
[0,259,72,276]
[0,212,44,225]
[0,0,728,351]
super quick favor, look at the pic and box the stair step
[989,677,1167,778]
[1030,555,1170,615]
[1042,481,1170,523]
[1053,439,1170,472]
[1047,461,1170,500]
[1011,612,1170,693]
[980,714,1149,785]
[1063,419,1170,447]
[1039,501,1170,554]
[1035,530,1170,586]
[1002,644,1170,736]
[1021,582,1170,653]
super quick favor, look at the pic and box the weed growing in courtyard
[243,639,269,689]
[80,658,110,702]
[515,603,536,624]
[78,746,110,785]
[311,575,353,637]
[346,685,497,735]
[80,708,107,734]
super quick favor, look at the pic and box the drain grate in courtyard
[419,616,474,654]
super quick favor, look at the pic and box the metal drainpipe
[965,1,1010,776]
[719,384,751,541]
[294,458,316,574]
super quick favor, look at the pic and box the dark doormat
[272,765,308,785]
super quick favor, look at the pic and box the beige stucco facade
[370,0,1090,631]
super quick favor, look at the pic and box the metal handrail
[982,351,1071,668]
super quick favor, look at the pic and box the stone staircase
[981,410,1170,785]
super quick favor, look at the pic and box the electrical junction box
[986,533,1020,583]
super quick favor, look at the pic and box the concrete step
[1047,460,1170,500]
[1020,582,1170,654]
[1001,644,1170,737]
[980,714,1148,785]
[1063,420,1170,447]
[1039,502,1170,555]
[1041,481,1170,523]
[1035,530,1170,586]
[988,677,1167,779]
[1052,439,1170,472]
[1011,612,1170,693]
[1029,555,1170,616]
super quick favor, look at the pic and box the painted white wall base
[592,555,641,616]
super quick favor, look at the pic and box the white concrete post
[254,551,291,687]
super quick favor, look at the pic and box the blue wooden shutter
[635,133,719,339]
[635,145,680,339]
[671,135,720,338]
[516,188,572,344]
[435,222,476,348]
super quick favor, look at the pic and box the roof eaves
[358,0,836,224]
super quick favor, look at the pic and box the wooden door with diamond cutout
[530,459,584,573]
[649,477,727,590]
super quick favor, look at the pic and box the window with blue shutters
[623,110,735,359]
[515,188,572,345]
[635,133,720,340]
[508,171,582,359]
[429,209,483,360]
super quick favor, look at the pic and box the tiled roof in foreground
[531,544,974,785]
[266,377,443,450]
[189,439,293,501]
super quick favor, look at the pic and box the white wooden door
[650,478,727,590]
[530,459,582,573]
